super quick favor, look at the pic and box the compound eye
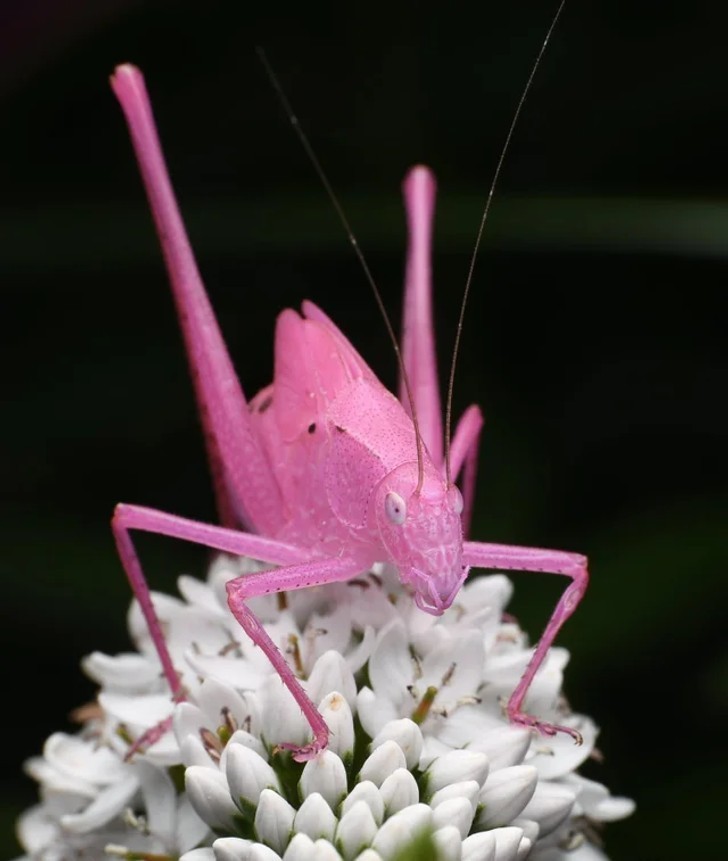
[385,491,407,525]
[447,485,464,516]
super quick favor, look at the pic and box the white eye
[385,491,407,525]
[447,485,464,516]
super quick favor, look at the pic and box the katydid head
[374,463,468,615]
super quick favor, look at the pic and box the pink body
[248,302,467,612]
[110,64,588,761]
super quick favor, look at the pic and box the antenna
[444,0,567,485]
[256,48,426,491]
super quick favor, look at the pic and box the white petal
[302,604,354,670]
[370,720,423,771]
[178,574,226,616]
[461,831,497,861]
[468,726,532,771]
[515,836,532,861]
[336,800,378,860]
[511,818,539,844]
[99,690,174,730]
[592,795,636,821]
[345,624,378,675]
[359,741,406,787]
[420,631,484,700]
[177,793,213,853]
[254,788,296,855]
[311,839,344,861]
[180,850,216,861]
[16,805,59,853]
[180,732,217,769]
[356,688,397,739]
[429,781,480,811]
[367,620,411,706]
[281,832,315,861]
[185,652,265,691]
[23,755,96,797]
[59,773,138,832]
[299,750,348,809]
[219,730,267,772]
[432,825,463,861]
[259,676,310,750]
[489,826,524,861]
[175,703,211,748]
[82,651,160,691]
[226,744,282,810]
[526,717,596,780]
[341,781,384,825]
[186,766,242,832]
[198,677,257,733]
[519,782,575,836]
[212,837,254,861]
[319,692,355,760]
[249,845,284,861]
[307,652,357,710]
[137,760,176,848]
[476,766,538,829]
[370,805,432,859]
[432,796,474,839]
[378,769,419,815]
[351,851,382,861]
[293,792,338,842]
[43,733,127,786]
[425,750,489,795]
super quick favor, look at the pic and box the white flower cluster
[16,557,634,861]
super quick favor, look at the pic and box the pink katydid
[109,59,587,763]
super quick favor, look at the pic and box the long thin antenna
[257,47,426,491]
[444,0,567,485]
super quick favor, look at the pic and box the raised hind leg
[111,65,282,533]
[399,166,443,466]
[462,540,588,742]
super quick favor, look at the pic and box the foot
[275,731,329,763]
[507,709,583,745]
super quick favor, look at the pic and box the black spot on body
[257,395,273,414]
[308,423,316,434]
[335,425,345,433]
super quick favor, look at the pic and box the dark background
[1,1,725,858]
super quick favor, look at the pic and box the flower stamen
[411,685,439,724]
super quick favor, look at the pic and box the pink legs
[463,541,589,741]
[399,167,442,466]
[113,503,362,760]
[111,65,282,534]
[226,557,363,760]
[449,404,484,538]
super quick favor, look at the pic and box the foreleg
[449,404,484,538]
[113,503,362,761]
[112,503,306,697]
[463,540,588,742]
[226,557,364,761]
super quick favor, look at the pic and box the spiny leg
[462,541,588,742]
[113,503,362,760]
[226,557,364,761]
[112,503,306,751]
[449,404,484,538]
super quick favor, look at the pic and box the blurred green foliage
[1,2,726,859]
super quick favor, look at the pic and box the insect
[110,47,587,763]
